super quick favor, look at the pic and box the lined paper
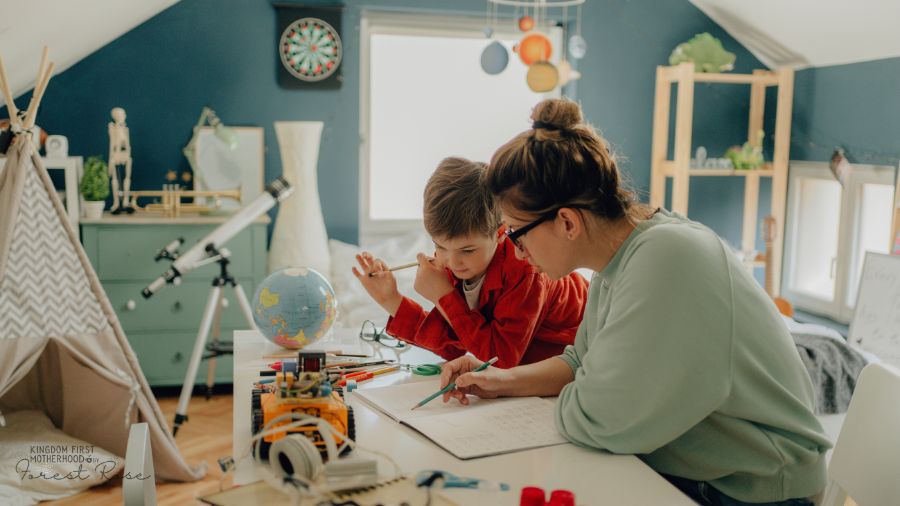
[355,381,566,459]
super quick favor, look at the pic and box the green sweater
[556,209,830,503]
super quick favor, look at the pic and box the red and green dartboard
[279,17,342,82]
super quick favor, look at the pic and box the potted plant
[80,156,109,219]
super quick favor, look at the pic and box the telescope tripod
[172,249,254,436]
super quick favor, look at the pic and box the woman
[439,98,830,506]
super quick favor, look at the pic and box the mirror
[193,126,264,211]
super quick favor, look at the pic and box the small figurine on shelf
[669,33,735,73]
[829,147,851,186]
[108,107,135,214]
[725,130,765,170]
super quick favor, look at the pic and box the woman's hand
[440,355,512,405]
[352,252,403,315]
[413,252,453,304]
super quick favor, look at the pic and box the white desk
[233,329,693,505]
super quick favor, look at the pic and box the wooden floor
[47,392,235,506]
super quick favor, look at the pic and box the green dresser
[81,214,268,386]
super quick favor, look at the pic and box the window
[783,161,896,322]
[359,11,562,244]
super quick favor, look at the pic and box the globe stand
[172,246,254,436]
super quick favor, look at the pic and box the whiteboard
[849,252,900,367]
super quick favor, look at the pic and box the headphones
[268,427,334,484]
[253,413,343,482]
[238,412,401,502]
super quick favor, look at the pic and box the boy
[352,157,588,368]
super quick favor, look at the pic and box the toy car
[251,351,354,460]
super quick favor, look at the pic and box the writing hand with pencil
[413,252,454,304]
[352,252,403,316]
[439,355,511,406]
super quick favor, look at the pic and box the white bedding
[328,230,435,331]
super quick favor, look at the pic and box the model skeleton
[108,107,134,214]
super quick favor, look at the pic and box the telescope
[142,176,293,298]
[141,175,294,436]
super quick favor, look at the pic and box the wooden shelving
[649,62,795,296]
[659,161,776,177]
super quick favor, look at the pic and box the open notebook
[354,380,567,459]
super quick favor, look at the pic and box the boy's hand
[352,252,403,316]
[413,252,453,304]
[440,355,508,405]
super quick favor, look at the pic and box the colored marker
[337,365,400,387]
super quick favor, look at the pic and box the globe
[252,267,338,349]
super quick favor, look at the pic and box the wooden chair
[821,362,900,506]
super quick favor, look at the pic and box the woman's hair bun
[531,98,583,131]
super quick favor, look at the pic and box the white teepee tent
[0,50,204,484]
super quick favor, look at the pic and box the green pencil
[410,357,499,410]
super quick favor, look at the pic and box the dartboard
[279,17,342,82]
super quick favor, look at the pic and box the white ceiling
[0,0,178,107]
[2,0,899,109]
[691,0,900,69]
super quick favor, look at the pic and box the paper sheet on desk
[199,477,459,506]
[355,381,567,459]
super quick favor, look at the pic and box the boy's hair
[423,157,501,239]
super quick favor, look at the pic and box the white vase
[268,121,331,277]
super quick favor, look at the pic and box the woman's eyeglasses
[359,320,407,349]
[505,204,592,251]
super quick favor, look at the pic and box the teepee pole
[0,56,20,129]
[24,48,53,129]
[24,61,54,129]
[37,47,48,80]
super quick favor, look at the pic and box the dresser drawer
[89,225,259,280]
[127,331,235,386]
[106,280,256,331]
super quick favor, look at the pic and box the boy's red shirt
[385,238,588,368]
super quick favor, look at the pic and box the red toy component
[520,486,546,506]
[519,486,576,506]
[548,489,576,506]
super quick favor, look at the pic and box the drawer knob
[173,301,182,311]
[125,300,136,311]
[173,352,183,363]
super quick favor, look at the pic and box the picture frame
[43,156,83,236]
[192,126,264,211]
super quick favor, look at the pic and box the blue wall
[5,0,764,245]
[792,57,900,168]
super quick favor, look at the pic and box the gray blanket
[792,330,869,414]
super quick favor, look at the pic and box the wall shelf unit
[649,62,795,296]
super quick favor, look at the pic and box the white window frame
[783,160,896,322]
[358,10,562,246]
